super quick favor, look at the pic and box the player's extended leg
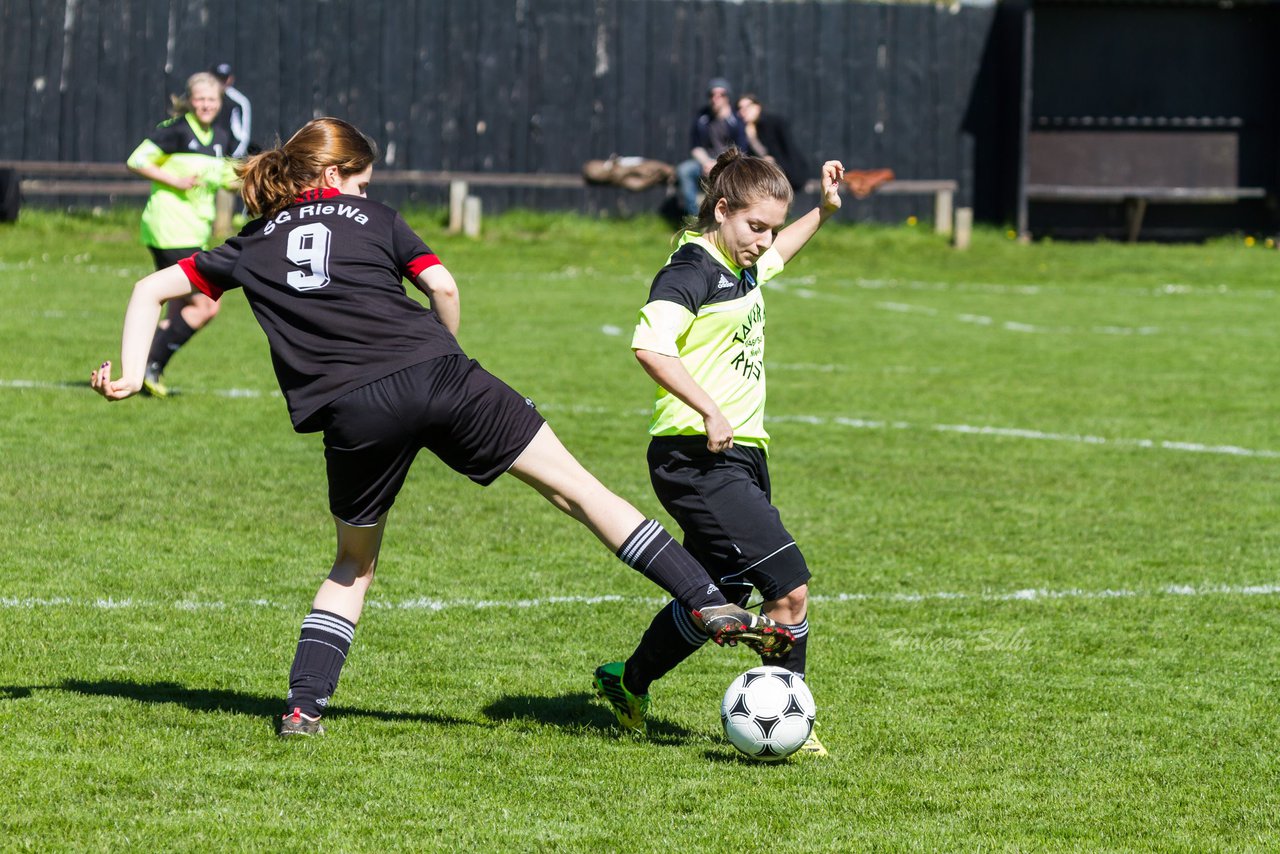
[506,424,787,646]
[598,583,746,733]
[761,582,825,756]
[143,293,220,396]
[279,515,386,736]
[761,583,808,677]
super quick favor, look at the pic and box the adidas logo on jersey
[717,273,735,289]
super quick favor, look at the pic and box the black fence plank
[0,0,33,156]
[2,0,1021,223]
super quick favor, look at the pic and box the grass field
[1,205,1278,851]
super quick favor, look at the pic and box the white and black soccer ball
[721,665,815,762]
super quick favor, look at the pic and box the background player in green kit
[126,71,239,397]
[594,149,845,755]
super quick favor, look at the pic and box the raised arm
[771,160,844,265]
[128,160,199,192]
[90,266,196,400]
[414,264,460,337]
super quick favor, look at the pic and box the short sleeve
[631,300,696,357]
[179,239,244,300]
[391,213,441,280]
[645,258,710,315]
[126,139,165,170]
[754,247,785,285]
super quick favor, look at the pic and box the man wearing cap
[675,77,750,217]
[211,61,253,159]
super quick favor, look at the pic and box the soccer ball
[720,665,815,761]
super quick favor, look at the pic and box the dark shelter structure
[1017,0,1280,240]
[2,0,1277,239]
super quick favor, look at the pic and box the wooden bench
[1020,129,1267,241]
[803,177,958,237]
[0,160,149,196]
[1,160,963,241]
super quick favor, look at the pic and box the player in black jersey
[91,118,793,737]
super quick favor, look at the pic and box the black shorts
[647,436,810,603]
[148,246,201,271]
[317,355,545,526]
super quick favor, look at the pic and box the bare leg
[762,583,807,625]
[761,583,809,676]
[507,423,645,550]
[311,515,387,624]
[280,515,387,728]
[178,291,220,330]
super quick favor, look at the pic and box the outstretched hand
[90,360,140,401]
[819,161,845,212]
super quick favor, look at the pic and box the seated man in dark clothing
[737,93,808,194]
[675,77,749,216]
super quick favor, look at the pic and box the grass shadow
[1,680,473,729]
[483,691,698,744]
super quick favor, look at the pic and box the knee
[766,583,808,625]
[330,553,377,586]
[184,300,219,326]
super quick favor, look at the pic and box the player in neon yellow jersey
[126,71,239,396]
[594,149,846,755]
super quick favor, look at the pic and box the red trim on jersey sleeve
[177,255,224,301]
[405,254,442,279]
[293,187,343,203]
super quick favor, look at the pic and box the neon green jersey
[631,232,785,452]
[126,113,238,249]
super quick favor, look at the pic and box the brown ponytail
[692,147,793,233]
[237,117,379,217]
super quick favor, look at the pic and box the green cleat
[141,368,170,398]
[593,662,650,735]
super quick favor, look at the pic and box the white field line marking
[477,271,1275,300]
[800,275,1276,300]
[775,283,1164,336]
[6,377,1275,459]
[4,584,1280,612]
[765,414,1280,459]
[0,377,281,397]
[872,299,1158,336]
[771,280,1263,337]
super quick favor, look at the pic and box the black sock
[762,617,808,678]
[284,609,355,717]
[623,600,709,696]
[146,312,197,374]
[616,520,727,612]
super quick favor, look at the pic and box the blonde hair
[238,118,379,217]
[169,72,223,119]
[693,148,793,233]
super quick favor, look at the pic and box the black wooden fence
[0,0,1006,221]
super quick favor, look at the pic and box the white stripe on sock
[302,613,355,643]
[671,601,710,646]
[782,618,808,639]
[621,520,663,566]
